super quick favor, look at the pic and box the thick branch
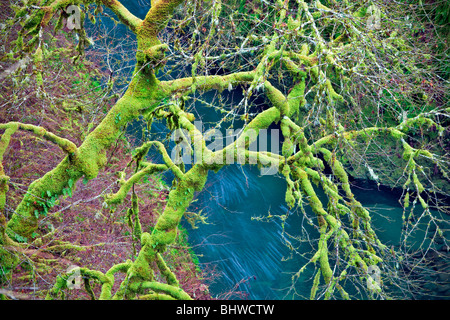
[0,122,78,155]
[99,0,142,33]
[160,71,255,96]
[40,0,142,33]
[106,162,167,205]
[140,0,184,38]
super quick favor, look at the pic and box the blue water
[185,168,448,299]
[185,166,308,299]
[86,1,449,300]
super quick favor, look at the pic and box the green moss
[156,252,178,286]
[413,172,425,193]
[0,246,19,283]
[0,175,8,212]
[36,72,43,86]
[132,281,192,300]
[128,251,154,283]
[319,245,332,283]
[310,269,321,299]
[287,16,300,30]
[34,47,43,63]
[403,191,410,208]
[7,156,83,239]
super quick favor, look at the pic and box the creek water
[91,1,448,300]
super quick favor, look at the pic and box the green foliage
[13,233,27,243]
[115,112,122,124]
[32,190,60,218]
